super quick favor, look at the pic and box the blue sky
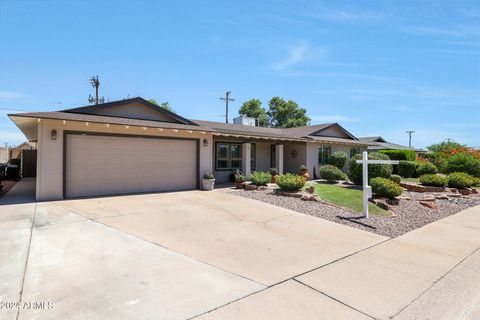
[0,0,479,148]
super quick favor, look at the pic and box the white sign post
[356,151,399,219]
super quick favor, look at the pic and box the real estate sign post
[356,151,399,218]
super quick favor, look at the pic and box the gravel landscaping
[231,189,480,238]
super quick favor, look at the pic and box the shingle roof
[10,111,212,132]
[9,98,371,146]
[61,97,198,125]
[359,136,387,143]
[367,141,425,152]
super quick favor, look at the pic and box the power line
[406,130,415,148]
[220,91,234,124]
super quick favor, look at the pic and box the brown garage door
[65,133,198,198]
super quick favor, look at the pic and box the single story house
[359,136,426,155]
[9,97,371,201]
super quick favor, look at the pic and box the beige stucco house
[9,97,370,201]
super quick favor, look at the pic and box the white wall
[36,119,213,201]
[0,148,9,163]
[283,143,306,174]
[305,143,367,179]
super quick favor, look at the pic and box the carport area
[1,181,479,319]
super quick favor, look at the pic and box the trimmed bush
[328,151,348,169]
[445,153,480,177]
[416,162,438,176]
[349,152,393,185]
[397,160,417,178]
[249,171,272,186]
[378,149,416,161]
[419,174,447,187]
[275,173,306,191]
[390,174,401,184]
[447,172,477,189]
[370,177,404,199]
[320,165,347,182]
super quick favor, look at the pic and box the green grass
[311,183,389,216]
[401,177,420,183]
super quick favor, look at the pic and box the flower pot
[202,178,215,190]
[299,170,309,180]
[271,175,278,184]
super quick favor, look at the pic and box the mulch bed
[231,189,480,238]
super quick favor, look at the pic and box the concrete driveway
[1,180,479,319]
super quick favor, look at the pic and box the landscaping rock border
[231,189,480,238]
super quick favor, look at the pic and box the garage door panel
[66,134,197,198]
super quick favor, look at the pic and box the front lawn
[311,183,389,216]
[401,178,420,183]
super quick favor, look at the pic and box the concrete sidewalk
[0,178,36,205]
[199,205,480,320]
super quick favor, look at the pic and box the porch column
[275,144,284,175]
[242,142,251,177]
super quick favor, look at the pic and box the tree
[427,140,466,153]
[267,97,310,128]
[238,99,269,127]
[148,99,175,113]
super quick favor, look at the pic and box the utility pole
[88,75,105,105]
[406,130,415,148]
[220,91,235,123]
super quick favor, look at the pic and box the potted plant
[234,173,245,189]
[202,172,215,190]
[270,168,279,183]
[299,165,309,180]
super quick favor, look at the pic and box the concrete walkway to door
[0,182,479,319]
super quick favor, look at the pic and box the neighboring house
[9,97,371,201]
[10,141,37,159]
[0,147,9,163]
[359,136,426,155]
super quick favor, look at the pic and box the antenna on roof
[220,91,235,124]
[88,75,105,105]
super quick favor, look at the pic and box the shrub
[447,172,477,189]
[370,177,404,199]
[397,161,417,178]
[328,151,348,169]
[349,152,393,185]
[204,172,214,179]
[419,174,447,187]
[416,162,438,176]
[249,171,272,186]
[275,173,306,191]
[390,174,401,184]
[320,165,347,182]
[378,149,416,161]
[445,153,480,177]
[269,168,278,176]
[234,174,245,182]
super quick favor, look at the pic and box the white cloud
[271,43,327,71]
[0,130,26,145]
[401,25,480,37]
[311,115,358,123]
[312,9,384,23]
[0,90,24,101]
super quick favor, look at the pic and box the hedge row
[378,149,416,162]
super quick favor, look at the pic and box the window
[216,143,242,170]
[318,146,331,164]
[350,148,360,158]
[251,143,256,171]
[270,145,276,168]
